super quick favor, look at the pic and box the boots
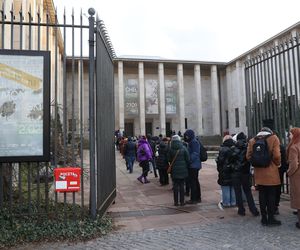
[268,216,281,226]
[143,177,150,184]
[137,175,143,184]
[261,215,268,226]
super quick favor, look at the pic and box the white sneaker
[218,201,224,210]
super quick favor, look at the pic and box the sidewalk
[107,152,291,232]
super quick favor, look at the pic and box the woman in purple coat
[137,136,153,184]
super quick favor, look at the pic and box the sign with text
[54,167,81,192]
[0,50,50,162]
[124,79,139,115]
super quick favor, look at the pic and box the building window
[225,111,229,129]
[185,118,188,129]
[235,108,239,128]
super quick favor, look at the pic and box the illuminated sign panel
[0,50,50,162]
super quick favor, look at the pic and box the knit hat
[236,132,246,141]
[172,135,181,141]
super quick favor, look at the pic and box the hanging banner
[124,79,139,115]
[165,79,177,114]
[0,50,50,162]
[145,79,159,114]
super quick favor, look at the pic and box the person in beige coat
[246,127,281,226]
[287,127,300,229]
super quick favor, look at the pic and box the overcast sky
[54,0,300,62]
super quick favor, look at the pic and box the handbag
[167,150,180,174]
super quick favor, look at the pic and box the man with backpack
[246,127,281,226]
[183,129,201,204]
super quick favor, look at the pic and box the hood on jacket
[171,140,183,150]
[184,129,195,142]
[222,138,235,147]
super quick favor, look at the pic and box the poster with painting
[0,50,50,162]
[165,79,177,114]
[145,79,159,114]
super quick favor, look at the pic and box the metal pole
[88,8,96,219]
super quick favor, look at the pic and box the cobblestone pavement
[13,153,300,250]
[21,214,299,250]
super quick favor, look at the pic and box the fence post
[88,7,96,219]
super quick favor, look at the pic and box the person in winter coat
[183,129,201,204]
[216,135,236,208]
[246,127,281,226]
[136,136,153,184]
[147,134,158,178]
[231,132,259,216]
[168,135,190,206]
[155,138,170,185]
[273,131,288,215]
[123,137,137,173]
[287,127,300,229]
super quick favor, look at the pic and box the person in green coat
[168,135,190,206]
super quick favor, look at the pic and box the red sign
[54,167,81,192]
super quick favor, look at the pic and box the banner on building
[0,50,50,162]
[165,79,177,114]
[124,79,139,115]
[145,79,159,114]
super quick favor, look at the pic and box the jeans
[221,185,236,206]
[126,156,135,173]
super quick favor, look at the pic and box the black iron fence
[0,4,116,220]
[244,34,300,194]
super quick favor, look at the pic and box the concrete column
[177,64,185,133]
[194,64,203,135]
[139,62,146,135]
[236,60,246,130]
[118,61,125,132]
[226,66,234,131]
[158,63,166,136]
[211,65,221,135]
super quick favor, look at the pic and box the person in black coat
[156,138,170,185]
[216,135,236,207]
[123,137,137,173]
[231,132,259,216]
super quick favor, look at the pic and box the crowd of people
[115,126,300,229]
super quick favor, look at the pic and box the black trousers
[188,168,201,201]
[275,171,284,208]
[258,185,277,218]
[140,161,150,177]
[158,168,169,185]
[233,174,257,214]
[173,178,185,205]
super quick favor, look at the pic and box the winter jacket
[155,141,169,170]
[246,132,281,186]
[137,138,153,162]
[287,141,300,209]
[168,140,189,179]
[184,129,201,169]
[124,138,136,157]
[216,139,235,186]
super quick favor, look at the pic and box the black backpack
[250,136,272,168]
[199,142,208,162]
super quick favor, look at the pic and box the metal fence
[0,5,116,220]
[244,34,300,194]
